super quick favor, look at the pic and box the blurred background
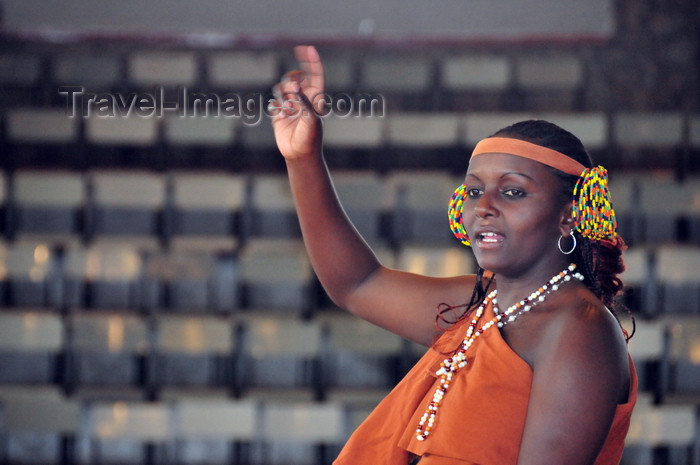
[0,0,698,464]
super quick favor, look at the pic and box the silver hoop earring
[558,234,577,255]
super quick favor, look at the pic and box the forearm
[285,152,381,308]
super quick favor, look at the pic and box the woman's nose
[474,191,497,218]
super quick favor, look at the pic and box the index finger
[294,45,325,112]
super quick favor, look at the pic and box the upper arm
[516,305,629,465]
[343,266,477,347]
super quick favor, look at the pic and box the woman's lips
[476,231,505,247]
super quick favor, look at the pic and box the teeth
[480,232,500,243]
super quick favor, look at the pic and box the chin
[472,247,528,277]
[472,251,501,273]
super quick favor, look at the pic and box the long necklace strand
[415,263,584,441]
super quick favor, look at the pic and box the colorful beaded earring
[572,166,617,240]
[447,183,470,246]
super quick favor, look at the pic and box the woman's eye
[466,188,482,198]
[503,188,526,197]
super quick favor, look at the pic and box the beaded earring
[572,166,617,240]
[448,183,470,246]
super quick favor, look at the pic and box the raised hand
[271,45,326,161]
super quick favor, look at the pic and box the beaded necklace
[415,263,584,441]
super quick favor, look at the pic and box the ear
[558,202,576,236]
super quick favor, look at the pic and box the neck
[492,260,576,310]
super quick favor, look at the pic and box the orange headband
[471,137,586,176]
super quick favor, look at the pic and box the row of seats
[621,244,700,316]
[611,174,700,246]
[0,169,698,248]
[624,315,700,404]
[0,168,455,239]
[1,236,699,315]
[0,307,417,400]
[622,395,698,465]
[0,304,698,402]
[3,386,692,465]
[0,169,464,248]
[0,386,351,465]
[0,48,609,102]
[3,107,697,152]
[4,111,698,175]
[0,238,475,311]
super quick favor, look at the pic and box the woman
[271,46,636,465]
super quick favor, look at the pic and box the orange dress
[333,301,637,465]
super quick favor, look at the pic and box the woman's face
[463,153,570,278]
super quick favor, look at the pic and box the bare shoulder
[534,286,631,402]
[545,287,628,354]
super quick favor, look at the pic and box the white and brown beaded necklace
[415,263,584,441]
